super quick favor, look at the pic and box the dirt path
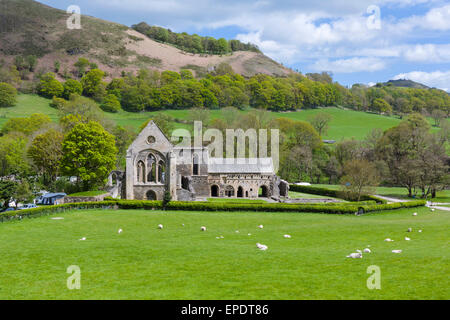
[374,195,410,203]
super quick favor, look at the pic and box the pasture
[0,206,448,300]
[1,94,437,141]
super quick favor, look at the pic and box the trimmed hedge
[0,199,426,223]
[289,185,388,204]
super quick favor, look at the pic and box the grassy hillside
[0,0,289,78]
[1,94,441,141]
[0,207,447,299]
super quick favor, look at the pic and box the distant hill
[383,79,430,89]
[0,0,291,78]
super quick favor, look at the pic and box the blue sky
[38,0,450,91]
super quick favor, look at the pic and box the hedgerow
[289,185,388,204]
[0,199,426,223]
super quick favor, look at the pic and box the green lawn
[288,191,343,200]
[1,94,441,141]
[0,206,448,299]
[314,184,450,203]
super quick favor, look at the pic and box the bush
[289,185,387,204]
[0,82,17,108]
[1,199,426,223]
[38,73,64,98]
[63,79,83,99]
[100,94,121,113]
[49,96,67,109]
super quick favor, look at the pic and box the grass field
[314,184,450,203]
[2,94,442,141]
[0,206,448,300]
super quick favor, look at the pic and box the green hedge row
[289,185,388,204]
[0,199,426,223]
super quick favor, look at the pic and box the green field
[313,184,450,203]
[2,94,441,141]
[0,206,448,300]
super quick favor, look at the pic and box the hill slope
[0,0,290,78]
[384,79,430,89]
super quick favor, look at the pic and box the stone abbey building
[112,121,288,201]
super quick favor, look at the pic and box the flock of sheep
[65,209,434,258]
[346,211,425,259]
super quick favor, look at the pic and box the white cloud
[310,57,386,73]
[393,70,450,91]
[84,0,450,75]
[403,44,450,63]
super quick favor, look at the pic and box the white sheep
[363,248,371,253]
[79,237,86,241]
[418,230,423,233]
[412,212,417,216]
[356,249,362,253]
[258,225,264,229]
[347,252,362,258]
[256,243,268,251]
[284,235,291,239]
[158,224,163,229]
[392,250,402,254]
[405,237,411,241]
[407,228,412,232]
[118,229,123,234]
[201,226,207,231]
[384,238,394,242]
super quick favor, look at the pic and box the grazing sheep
[248,233,252,236]
[201,226,207,231]
[284,235,291,239]
[258,225,264,229]
[118,229,123,234]
[158,224,163,229]
[392,250,402,254]
[182,224,185,227]
[364,248,371,253]
[431,208,435,212]
[79,237,86,241]
[384,238,394,242]
[347,252,363,259]
[413,212,417,216]
[405,237,411,241]
[407,228,412,232]
[418,230,423,233]
[256,243,268,251]
[236,230,239,233]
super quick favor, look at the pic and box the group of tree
[132,22,260,55]
[276,112,449,200]
[0,96,139,208]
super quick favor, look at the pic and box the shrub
[100,94,121,113]
[63,79,83,99]
[0,82,17,108]
[289,185,387,204]
[38,73,64,98]
[49,96,67,109]
[1,199,426,223]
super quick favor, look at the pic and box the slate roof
[208,158,274,174]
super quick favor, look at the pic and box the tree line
[132,22,260,55]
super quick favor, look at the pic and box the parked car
[18,204,38,210]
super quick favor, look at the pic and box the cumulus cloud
[62,0,450,76]
[393,70,450,91]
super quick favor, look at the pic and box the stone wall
[63,193,110,203]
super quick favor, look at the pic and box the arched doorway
[225,185,234,197]
[259,185,268,198]
[211,185,219,197]
[146,190,157,200]
[237,186,244,198]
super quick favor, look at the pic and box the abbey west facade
[120,121,288,201]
